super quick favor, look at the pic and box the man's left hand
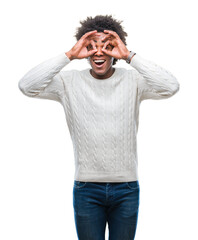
[101,30,130,60]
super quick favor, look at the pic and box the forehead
[90,32,107,42]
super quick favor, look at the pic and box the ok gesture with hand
[66,30,98,60]
[101,30,130,60]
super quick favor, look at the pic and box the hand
[101,30,130,60]
[66,30,98,60]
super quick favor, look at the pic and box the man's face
[87,32,114,79]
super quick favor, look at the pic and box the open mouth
[93,59,106,68]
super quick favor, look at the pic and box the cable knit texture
[18,53,180,182]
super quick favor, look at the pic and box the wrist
[65,51,74,61]
[123,50,131,60]
[126,51,136,64]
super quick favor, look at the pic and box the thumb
[87,49,97,57]
[101,48,114,57]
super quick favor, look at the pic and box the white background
[0,0,197,239]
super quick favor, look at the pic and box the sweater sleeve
[130,54,180,101]
[18,53,71,103]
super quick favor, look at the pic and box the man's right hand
[65,30,98,60]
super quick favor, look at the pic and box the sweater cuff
[129,54,142,67]
[60,52,71,64]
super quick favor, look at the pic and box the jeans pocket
[125,181,139,190]
[73,180,87,189]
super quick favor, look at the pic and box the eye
[87,44,93,51]
[106,44,113,50]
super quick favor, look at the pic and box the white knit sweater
[18,53,180,182]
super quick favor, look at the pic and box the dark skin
[66,30,135,79]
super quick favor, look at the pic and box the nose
[95,46,104,56]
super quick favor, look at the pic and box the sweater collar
[85,67,120,82]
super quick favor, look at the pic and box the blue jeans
[73,180,140,240]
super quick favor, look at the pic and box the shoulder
[58,69,81,82]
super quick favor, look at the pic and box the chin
[91,64,112,74]
[93,69,107,75]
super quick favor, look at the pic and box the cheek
[106,57,114,65]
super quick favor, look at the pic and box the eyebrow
[93,39,107,43]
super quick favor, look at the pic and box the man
[18,15,180,240]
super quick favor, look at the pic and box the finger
[101,48,113,57]
[90,40,96,50]
[103,30,119,39]
[101,44,114,57]
[81,30,97,40]
[86,40,96,52]
[87,49,97,57]
[101,34,112,42]
[102,40,112,49]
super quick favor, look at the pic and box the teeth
[94,60,105,63]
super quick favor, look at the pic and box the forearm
[18,52,71,97]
